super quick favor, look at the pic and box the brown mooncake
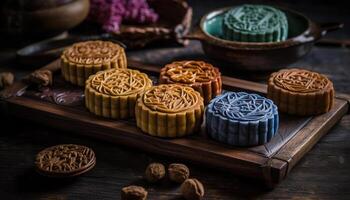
[267,68,334,116]
[85,68,152,119]
[159,60,222,104]
[35,144,96,177]
[61,40,127,86]
[135,84,204,137]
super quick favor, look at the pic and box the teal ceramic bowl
[184,6,342,71]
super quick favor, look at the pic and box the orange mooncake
[267,68,334,116]
[159,60,222,104]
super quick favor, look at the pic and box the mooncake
[267,68,334,116]
[61,40,127,86]
[223,4,288,42]
[206,92,279,146]
[85,68,152,119]
[159,60,222,104]
[135,84,204,138]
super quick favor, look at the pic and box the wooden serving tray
[1,59,349,186]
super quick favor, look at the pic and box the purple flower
[88,0,158,32]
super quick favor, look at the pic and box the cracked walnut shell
[145,163,166,183]
[27,69,52,86]
[121,185,147,200]
[0,72,14,89]
[168,163,190,183]
[181,178,205,200]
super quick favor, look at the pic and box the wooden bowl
[0,0,89,38]
[184,6,343,71]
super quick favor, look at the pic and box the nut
[168,163,189,183]
[121,185,147,200]
[144,162,165,183]
[181,178,204,200]
[0,72,14,89]
[26,69,52,86]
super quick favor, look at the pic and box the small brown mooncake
[35,144,96,177]
[135,84,204,138]
[61,40,127,86]
[267,68,334,116]
[85,68,152,119]
[159,60,222,104]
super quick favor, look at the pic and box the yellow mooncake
[61,40,127,86]
[85,68,152,119]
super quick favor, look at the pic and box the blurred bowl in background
[0,0,89,39]
[184,6,343,71]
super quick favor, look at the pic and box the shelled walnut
[181,178,204,200]
[145,163,165,183]
[0,72,14,89]
[26,69,52,86]
[121,185,147,200]
[168,163,190,183]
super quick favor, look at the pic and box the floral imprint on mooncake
[90,68,152,96]
[35,144,95,176]
[212,92,277,121]
[164,61,218,84]
[223,4,288,42]
[273,69,331,93]
[143,84,200,113]
[63,40,124,65]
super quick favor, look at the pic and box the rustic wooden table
[1,1,350,199]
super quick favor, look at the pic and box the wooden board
[1,59,349,187]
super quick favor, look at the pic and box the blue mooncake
[206,92,279,146]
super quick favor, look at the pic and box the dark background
[1,0,350,199]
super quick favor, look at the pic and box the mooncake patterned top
[62,40,124,65]
[272,69,332,93]
[89,68,152,96]
[210,92,277,121]
[35,144,95,174]
[223,4,288,42]
[224,5,287,34]
[160,61,220,84]
[142,84,201,113]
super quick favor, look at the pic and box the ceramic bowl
[184,6,343,71]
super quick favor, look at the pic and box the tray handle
[319,22,344,36]
[315,22,346,48]
[336,93,350,114]
[181,26,206,41]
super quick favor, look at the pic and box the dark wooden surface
[1,0,350,199]
[5,59,348,187]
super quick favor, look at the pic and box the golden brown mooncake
[159,60,222,104]
[61,40,127,86]
[267,68,334,116]
[85,68,152,119]
[135,84,204,138]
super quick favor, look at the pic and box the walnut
[26,69,52,86]
[121,185,147,200]
[144,162,165,183]
[181,178,205,200]
[0,72,14,89]
[168,163,189,183]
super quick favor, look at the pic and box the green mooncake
[223,4,288,42]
